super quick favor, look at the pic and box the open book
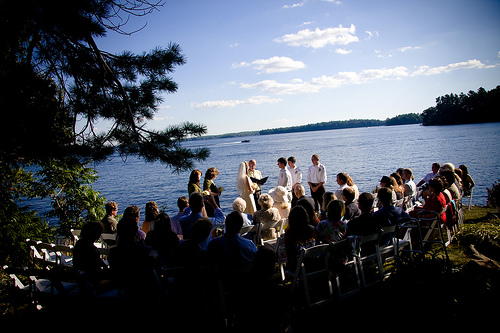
[250,176,268,185]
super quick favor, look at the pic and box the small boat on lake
[241,139,251,143]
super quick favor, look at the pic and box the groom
[248,159,262,210]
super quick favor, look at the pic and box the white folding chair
[356,231,383,288]
[416,210,450,260]
[239,223,261,245]
[287,244,333,310]
[258,220,281,247]
[52,244,74,268]
[100,233,117,248]
[330,238,362,299]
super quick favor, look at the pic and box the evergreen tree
[0,0,209,264]
[0,0,209,170]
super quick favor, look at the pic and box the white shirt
[405,179,417,197]
[421,172,437,185]
[287,165,302,188]
[278,168,293,192]
[307,163,327,184]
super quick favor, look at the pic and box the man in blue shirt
[373,187,410,245]
[206,211,258,270]
[180,192,225,249]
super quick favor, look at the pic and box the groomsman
[277,157,292,192]
[287,156,302,206]
[307,154,327,212]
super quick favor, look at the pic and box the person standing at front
[248,159,262,210]
[277,157,292,193]
[307,154,327,213]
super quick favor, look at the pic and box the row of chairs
[70,229,117,248]
[282,208,459,311]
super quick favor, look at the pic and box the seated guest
[346,193,379,255]
[206,211,258,271]
[180,192,225,249]
[269,186,291,219]
[346,193,378,237]
[372,188,410,245]
[316,200,347,244]
[390,172,405,200]
[372,188,410,227]
[375,176,397,208]
[175,217,213,269]
[108,217,163,304]
[253,193,281,240]
[170,196,189,240]
[232,197,253,227]
[145,212,179,267]
[292,184,315,209]
[296,196,321,226]
[73,221,109,296]
[122,205,146,244]
[402,168,417,198]
[410,177,447,224]
[335,172,351,201]
[440,169,461,201]
[320,191,337,220]
[101,201,118,234]
[342,187,361,222]
[141,200,159,234]
[459,164,475,197]
[284,205,317,272]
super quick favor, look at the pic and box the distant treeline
[422,85,500,126]
[259,115,421,135]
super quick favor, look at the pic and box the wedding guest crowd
[72,159,471,328]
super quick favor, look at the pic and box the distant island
[190,85,499,140]
[190,115,421,140]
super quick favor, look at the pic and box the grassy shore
[1,206,499,331]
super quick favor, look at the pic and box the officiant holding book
[248,159,262,210]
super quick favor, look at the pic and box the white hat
[268,186,290,203]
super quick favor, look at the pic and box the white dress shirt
[278,168,292,192]
[307,163,327,184]
[288,165,302,188]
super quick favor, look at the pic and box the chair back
[290,244,332,310]
[239,224,261,245]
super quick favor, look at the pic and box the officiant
[248,159,262,210]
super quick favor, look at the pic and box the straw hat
[268,186,290,203]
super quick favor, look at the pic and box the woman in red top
[412,177,447,224]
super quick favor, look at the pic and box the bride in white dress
[236,161,256,215]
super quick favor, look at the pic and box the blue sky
[97,0,500,135]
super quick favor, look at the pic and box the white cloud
[334,48,352,55]
[194,95,283,109]
[241,80,320,95]
[237,59,495,96]
[283,3,304,9]
[497,51,500,58]
[322,0,342,4]
[400,46,421,52]
[411,59,494,76]
[274,24,359,49]
[233,56,306,74]
[365,30,378,40]
[241,66,410,95]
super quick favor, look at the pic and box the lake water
[90,123,500,218]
